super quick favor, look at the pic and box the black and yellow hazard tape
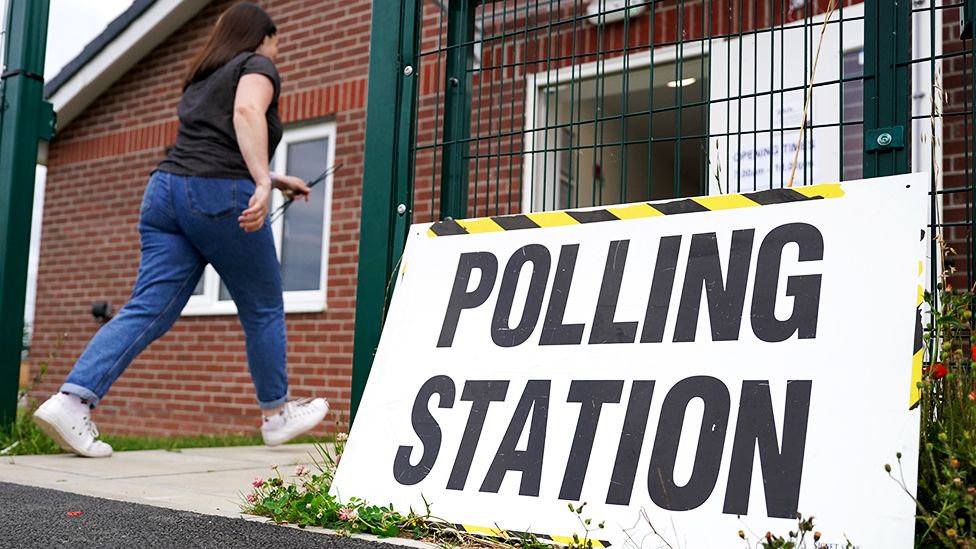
[910,258,925,409]
[449,523,612,548]
[428,184,845,237]
[910,287,924,409]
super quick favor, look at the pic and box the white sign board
[333,175,925,549]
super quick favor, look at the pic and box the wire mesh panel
[924,2,976,291]
[413,0,870,218]
[405,0,974,281]
[413,1,451,224]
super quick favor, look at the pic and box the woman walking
[34,2,327,457]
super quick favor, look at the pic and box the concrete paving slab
[3,449,256,479]
[178,442,332,466]
[0,444,320,516]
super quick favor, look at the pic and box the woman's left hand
[274,174,311,201]
[240,183,272,232]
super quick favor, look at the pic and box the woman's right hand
[239,182,272,232]
[274,174,311,201]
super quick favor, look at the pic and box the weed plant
[907,276,976,547]
[241,432,606,547]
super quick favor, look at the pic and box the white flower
[336,432,349,442]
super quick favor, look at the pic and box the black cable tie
[0,69,44,82]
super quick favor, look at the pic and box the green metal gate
[352,0,976,420]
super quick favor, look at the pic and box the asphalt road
[0,481,399,548]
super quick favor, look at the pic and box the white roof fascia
[48,0,208,129]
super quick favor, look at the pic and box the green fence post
[962,0,974,40]
[391,0,421,257]
[350,0,422,424]
[439,0,477,221]
[0,0,51,429]
[862,0,910,178]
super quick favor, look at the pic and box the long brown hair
[183,2,277,89]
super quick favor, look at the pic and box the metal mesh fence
[927,2,976,291]
[406,0,975,286]
[351,0,976,421]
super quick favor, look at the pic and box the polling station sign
[332,174,926,548]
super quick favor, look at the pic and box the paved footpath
[0,444,431,548]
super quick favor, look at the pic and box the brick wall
[32,0,370,437]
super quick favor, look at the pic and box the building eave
[44,0,210,130]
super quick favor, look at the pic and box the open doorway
[525,47,709,212]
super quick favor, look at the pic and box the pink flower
[294,465,307,477]
[245,493,257,503]
[251,478,265,488]
[969,391,976,401]
[338,507,357,521]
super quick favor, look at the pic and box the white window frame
[182,120,336,316]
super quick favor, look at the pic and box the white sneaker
[261,398,329,447]
[33,393,113,458]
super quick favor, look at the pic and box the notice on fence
[333,174,926,549]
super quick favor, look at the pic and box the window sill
[181,296,327,316]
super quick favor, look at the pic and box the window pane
[841,49,864,182]
[219,279,232,301]
[281,137,328,292]
[193,276,205,296]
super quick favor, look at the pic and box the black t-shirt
[158,52,282,179]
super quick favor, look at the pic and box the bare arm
[233,73,275,232]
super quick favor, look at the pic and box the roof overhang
[45,0,210,129]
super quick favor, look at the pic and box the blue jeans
[61,171,289,410]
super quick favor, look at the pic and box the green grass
[1,405,322,456]
[103,433,323,453]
